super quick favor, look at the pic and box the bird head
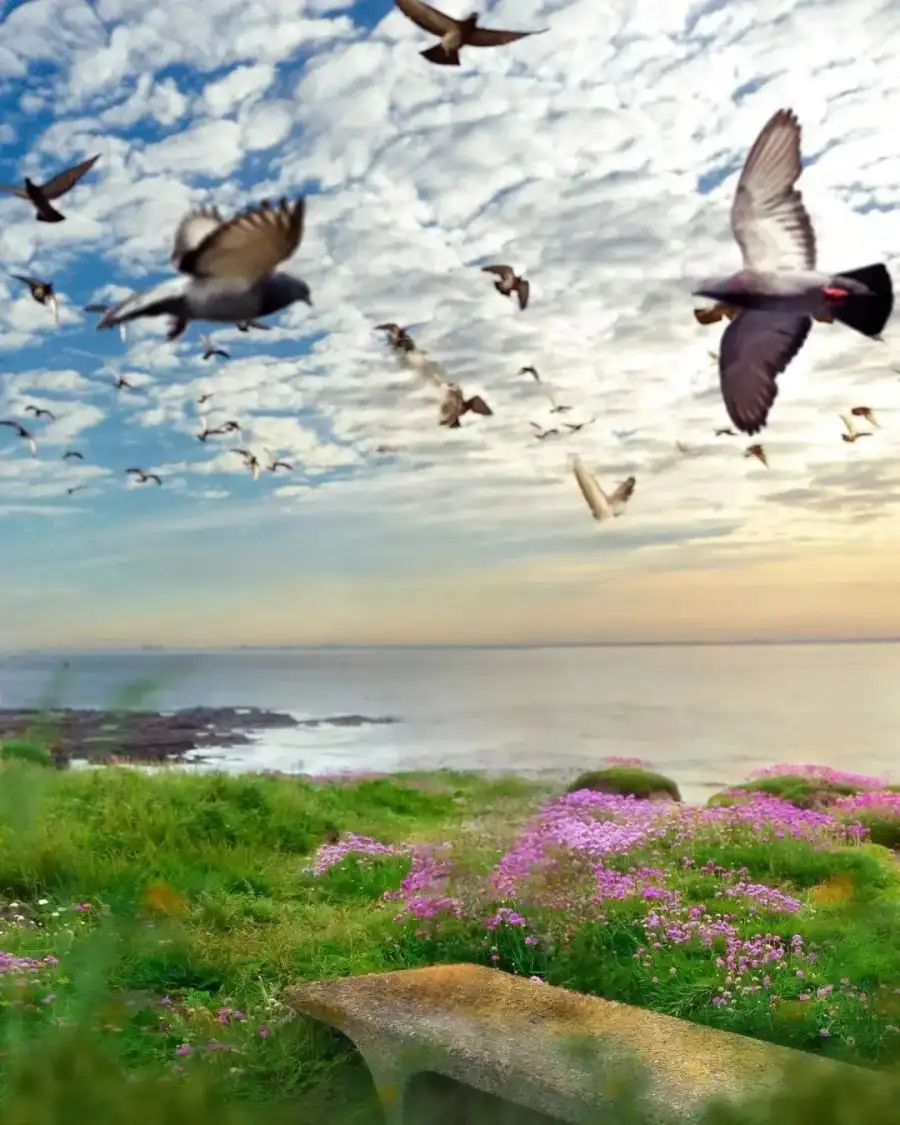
[264,272,312,312]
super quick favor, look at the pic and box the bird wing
[730,108,816,271]
[482,264,514,281]
[10,273,42,287]
[609,477,636,507]
[171,206,225,272]
[469,26,539,46]
[39,154,100,199]
[393,0,456,35]
[177,198,305,285]
[0,184,28,199]
[718,310,812,435]
[693,305,725,325]
[516,278,530,309]
[465,395,493,416]
[96,278,188,329]
[571,456,612,521]
[375,322,401,331]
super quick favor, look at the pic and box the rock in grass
[566,766,681,802]
[708,775,868,811]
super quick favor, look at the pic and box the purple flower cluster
[0,952,58,974]
[747,763,888,788]
[305,833,405,876]
[832,790,900,817]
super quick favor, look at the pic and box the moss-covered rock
[566,766,681,801]
[707,775,863,810]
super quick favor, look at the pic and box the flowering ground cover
[0,756,898,1123]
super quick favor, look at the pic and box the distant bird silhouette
[840,413,873,443]
[0,154,100,222]
[232,448,261,479]
[114,374,136,392]
[564,418,596,433]
[66,484,88,496]
[197,393,214,406]
[518,365,570,413]
[530,422,559,440]
[267,455,292,472]
[483,264,529,309]
[0,420,37,455]
[200,335,229,361]
[393,0,544,66]
[24,405,55,420]
[744,444,768,468]
[375,322,416,353]
[11,274,59,323]
[439,384,492,428]
[62,449,83,460]
[197,424,227,442]
[714,427,737,437]
[219,420,241,434]
[125,468,162,485]
[850,405,880,428]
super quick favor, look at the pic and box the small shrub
[566,767,680,801]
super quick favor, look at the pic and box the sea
[0,643,897,804]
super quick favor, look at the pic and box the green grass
[708,775,864,809]
[566,766,681,800]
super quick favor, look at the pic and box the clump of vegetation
[567,765,681,801]
[0,739,54,767]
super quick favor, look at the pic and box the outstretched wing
[0,184,27,199]
[178,198,305,285]
[571,456,612,521]
[465,395,493,416]
[469,27,540,47]
[482,264,513,281]
[393,0,456,36]
[96,279,189,329]
[609,476,636,507]
[171,206,225,272]
[40,154,101,200]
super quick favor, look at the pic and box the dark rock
[296,714,399,728]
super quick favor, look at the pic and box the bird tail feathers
[421,44,460,65]
[831,264,894,338]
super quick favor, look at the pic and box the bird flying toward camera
[11,274,59,323]
[96,198,312,341]
[483,264,529,309]
[571,457,635,522]
[694,108,894,436]
[393,0,543,66]
[0,420,37,455]
[0,154,100,222]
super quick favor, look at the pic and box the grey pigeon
[693,108,894,435]
[96,198,312,341]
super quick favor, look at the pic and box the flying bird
[125,468,162,485]
[483,264,529,310]
[24,405,55,420]
[393,0,543,66]
[0,154,100,222]
[439,384,492,428]
[530,422,559,440]
[266,454,292,472]
[694,302,835,326]
[0,420,37,456]
[563,418,596,433]
[62,449,83,461]
[744,444,768,467]
[232,448,261,480]
[375,322,416,353]
[197,424,225,442]
[197,393,214,406]
[114,374,136,392]
[840,413,873,443]
[714,427,738,437]
[66,485,88,496]
[571,457,636,522]
[694,108,894,436]
[518,365,570,413]
[11,274,59,323]
[850,405,880,428]
[84,303,127,342]
[219,420,242,434]
[200,335,229,361]
[96,198,312,340]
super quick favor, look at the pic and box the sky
[1,0,900,650]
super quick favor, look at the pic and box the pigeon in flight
[24,405,55,420]
[714,427,737,437]
[744,444,768,468]
[0,420,37,456]
[126,468,162,486]
[530,422,559,441]
[483,265,529,310]
[439,383,492,428]
[519,365,570,413]
[62,449,84,461]
[375,322,416,354]
[564,419,596,433]
[693,108,894,436]
[11,274,60,323]
[67,485,88,496]
[0,154,100,222]
[114,374,136,392]
[96,198,312,341]
[232,448,262,480]
[571,457,636,522]
[850,405,879,428]
[840,413,872,443]
[393,0,543,66]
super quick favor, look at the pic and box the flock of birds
[0,0,897,523]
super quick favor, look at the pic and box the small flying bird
[197,393,213,406]
[839,413,872,443]
[114,374,136,392]
[0,420,37,456]
[66,485,88,496]
[0,153,100,222]
[563,418,596,433]
[200,335,229,361]
[232,448,261,480]
[850,405,880,428]
[24,405,55,420]
[393,0,543,66]
[11,274,59,323]
[571,457,636,522]
[530,422,559,440]
[483,264,529,310]
[612,428,639,442]
[197,424,225,442]
[237,319,270,332]
[675,440,692,454]
[219,420,242,434]
[714,427,738,437]
[744,444,768,467]
[694,107,894,436]
[439,383,493,428]
[62,449,83,461]
[96,198,312,340]
[518,365,571,413]
[375,322,416,353]
[125,468,162,485]
[266,455,292,472]
[84,303,127,342]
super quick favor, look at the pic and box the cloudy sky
[1,0,899,650]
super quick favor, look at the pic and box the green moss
[566,766,681,801]
[707,775,862,810]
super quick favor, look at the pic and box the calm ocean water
[0,644,897,804]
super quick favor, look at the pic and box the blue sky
[1,0,900,650]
